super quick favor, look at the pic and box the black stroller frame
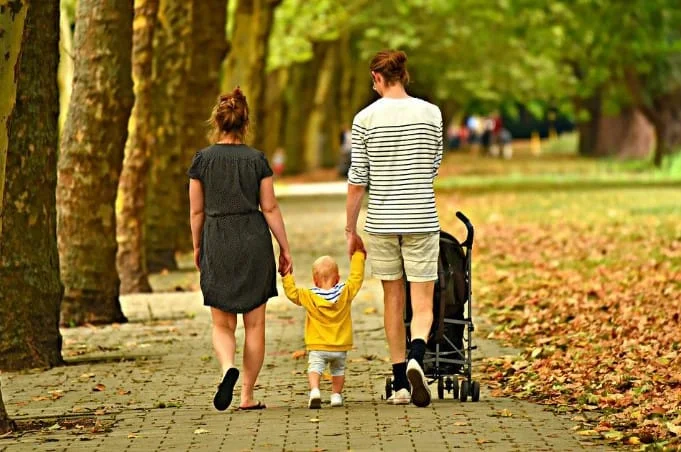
[384,211,480,402]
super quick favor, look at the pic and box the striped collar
[311,283,345,304]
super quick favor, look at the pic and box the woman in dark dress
[188,87,293,411]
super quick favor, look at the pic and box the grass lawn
[437,150,681,448]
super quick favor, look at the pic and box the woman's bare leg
[210,307,237,374]
[240,303,266,407]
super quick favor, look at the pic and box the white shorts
[367,232,440,282]
[308,351,347,377]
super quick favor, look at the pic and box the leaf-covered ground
[437,153,681,449]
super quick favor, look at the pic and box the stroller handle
[455,211,474,248]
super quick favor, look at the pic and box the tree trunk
[652,111,681,167]
[116,0,160,295]
[145,0,192,272]
[595,108,654,158]
[1,0,64,370]
[349,53,372,117]
[649,91,681,166]
[624,71,681,167]
[282,57,320,174]
[222,0,282,153]
[0,0,27,235]
[304,40,340,169]
[261,67,288,160]
[338,31,355,129]
[57,2,74,133]
[57,0,134,326]
[0,381,12,435]
[175,0,229,254]
[576,92,602,157]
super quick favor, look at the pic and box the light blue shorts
[308,350,347,377]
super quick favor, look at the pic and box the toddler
[282,250,365,408]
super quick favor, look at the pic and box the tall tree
[0,0,26,433]
[261,67,288,159]
[222,0,281,153]
[0,381,10,434]
[175,0,229,253]
[58,0,75,132]
[1,0,64,370]
[304,40,340,169]
[57,0,134,325]
[145,0,191,272]
[116,0,160,294]
[0,0,27,234]
[282,57,320,173]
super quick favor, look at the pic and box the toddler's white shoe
[387,388,410,405]
[330,393,343,407]
[308,388,322,409]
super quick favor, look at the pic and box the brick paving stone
[0,194,605,451]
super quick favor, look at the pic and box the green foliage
[266,0,681,126]
[267,0,355,70]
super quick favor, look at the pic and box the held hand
[278,250,293,276]
[354,233,367,256]
[193,247,201,271]
[346,231,366,258]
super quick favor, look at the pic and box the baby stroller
[384,212,480,402]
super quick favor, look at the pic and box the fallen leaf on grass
[92,384,106,392]
[117,389,131,395]
[601,430,624,441]
[666,422,681,436]
[476,438,493,444]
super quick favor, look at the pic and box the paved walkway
[0,195,600,451]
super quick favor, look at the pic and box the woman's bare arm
[189,179,205,254]
[259,176,292,274]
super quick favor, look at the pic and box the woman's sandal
[213,368,239,411]
[237,401,267,411]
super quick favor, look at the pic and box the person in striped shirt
[345,50,443,408]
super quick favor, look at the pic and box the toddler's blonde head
[312,256,340,289]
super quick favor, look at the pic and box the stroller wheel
[459,380,469,402]
[471,381,480,402]
[385,376,393,399]
[437,377,444,400]
[452,378,459,399]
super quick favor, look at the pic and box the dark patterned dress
[187,144,278,313]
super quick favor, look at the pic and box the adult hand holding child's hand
[346,230,366,257]
[279,249,293,276]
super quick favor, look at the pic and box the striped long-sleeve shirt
[348,96,443,234]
